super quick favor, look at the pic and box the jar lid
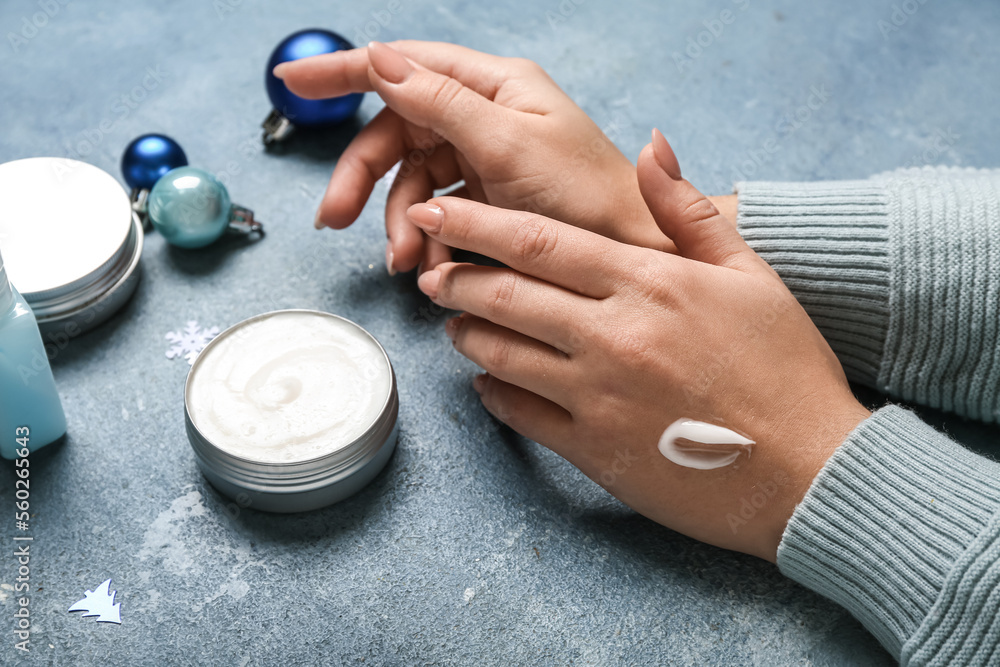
[0,157,141,331]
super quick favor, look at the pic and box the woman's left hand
[408,131,870,562]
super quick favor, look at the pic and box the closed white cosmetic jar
[184,310,399,513]
[0,157,142,335]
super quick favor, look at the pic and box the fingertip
[271,63,288,80]
[390,236,424,273]
[366,40,413,85]
[651,128,682,180]
[385,243,397,276]
[416,268,442,298]
[636,143,676,204]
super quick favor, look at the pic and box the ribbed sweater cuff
[735,180,890,386]
[777,406,1000,664]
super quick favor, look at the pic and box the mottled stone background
[2,0,998,664]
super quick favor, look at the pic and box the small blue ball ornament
[262,29,364,144]
[121,134,188,191]
[147,167,236,248]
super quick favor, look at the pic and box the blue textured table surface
[2,1,999,665]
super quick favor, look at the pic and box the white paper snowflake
[165,321,220,365]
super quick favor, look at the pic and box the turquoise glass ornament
[147,167,261,249]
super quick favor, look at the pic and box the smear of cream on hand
[658,419,754,470]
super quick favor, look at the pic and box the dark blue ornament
[121,134,188,191]
[262,29,364,143]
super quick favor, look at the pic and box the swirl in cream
[188,312,391,463]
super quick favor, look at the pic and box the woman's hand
[274,40,672,273]
[405,130,870,561]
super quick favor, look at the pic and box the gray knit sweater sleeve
[736,167,1000,422]
[777,406,1000,665]
[736,168,1000,663]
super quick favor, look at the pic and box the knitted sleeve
[736,167,1000,422]
[777,405,1000,665]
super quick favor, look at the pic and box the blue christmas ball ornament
[263,29,363,143]
[121,134,188,191]
[148,167,232,249]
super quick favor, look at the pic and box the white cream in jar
[189,311,390,463]
[185,310,398,513]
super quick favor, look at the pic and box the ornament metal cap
[262,109,295,145]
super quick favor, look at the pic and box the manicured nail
[417,269,441,298]
[368,41,413,84]
[407,203,444,233]
[445,316,461,342]
[314,209,325,230]
[272,63,288,80]
[473,373,488,394]
[651,128,683,180]
[385,244,396,276]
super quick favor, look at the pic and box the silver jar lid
[184,310,399,513]
[0,157,142,334]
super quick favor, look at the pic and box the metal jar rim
[184,309,398,495]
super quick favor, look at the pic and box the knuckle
[442,203,475,244]
[485,272,519,318]
[486,335,514,372]
[620,250,676,303]
[428,76,467,113]
[510,57,544,76]
[510,216,558,264]
[680,196,721,226]
[612,326,656,370]
[479,376,511,422]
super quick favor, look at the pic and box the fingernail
[445,316,461,342]
[272,63,288,80]
[417,269,441,298]
[386,243,396,276]
[407,203,444,233]
[473,373,488,394]
[651,128,683,180]
[314,209,325,230]
[368,41,413,84]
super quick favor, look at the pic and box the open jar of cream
[184,310,398,512]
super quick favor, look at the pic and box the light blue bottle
[0,249,67,459]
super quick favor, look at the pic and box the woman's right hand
[275,40,674,273]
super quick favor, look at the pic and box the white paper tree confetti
[165,321,220,365]
[68,578,122,624]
